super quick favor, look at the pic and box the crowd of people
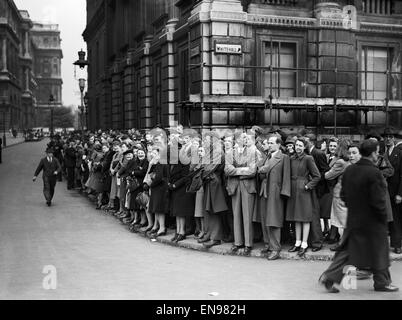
[41,124,402,261]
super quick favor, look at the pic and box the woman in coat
[286,137,321,256]
[169,159,196,243]
[325,139,354,251]
[128,146,149,231]
[199,135,229,248]
[106,141,123,212]
[147,146,169,237]
[85,144,104,195]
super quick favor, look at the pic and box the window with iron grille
[260,0,298,6]
[361,46,392,100]
[362,0,395,14]
[264,41,297,98]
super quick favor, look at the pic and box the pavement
[1,139,401,300]
[2,132,26,148]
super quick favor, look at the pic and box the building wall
[84,0,402,133]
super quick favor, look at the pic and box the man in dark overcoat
[33,147,62,206]
[385,128,402,254]
[319,139,399,293]
[64,140,77,190]
[305,133,330,252]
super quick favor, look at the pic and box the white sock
[295,240,301,247]
[301,242,308,249]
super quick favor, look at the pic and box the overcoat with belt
[340,158,390,270]
[286,153,321,222]
[254,150,291,228]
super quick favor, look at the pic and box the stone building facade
[30,22,63,125]
[0,0,63,132]
[83,0,402,135]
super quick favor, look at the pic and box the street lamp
[74,49,89,131]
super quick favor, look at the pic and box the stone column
[166,18,179,127]
[2,38,7,72]
[142,36,153,129]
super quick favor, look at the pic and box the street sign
[215,43,242,55]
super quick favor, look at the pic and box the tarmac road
[0,139,401,300]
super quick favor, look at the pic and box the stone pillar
[165,18,179,128]
[142,36,153,129]
[25,68,29,91]
[25,31,30,58]
[2,38,7,72]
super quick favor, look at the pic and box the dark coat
[148,163,169,214]
[254,150,291,227]
[100,150,114,192]
[64,147,76,168]
[169,163,195,217]
[341,158,390,270]
[310,147,330,198]
[386,146,402,198]
[286,153,321,222]
[129,158,149,210]
[34,157,62,178]
[203,162,229,215]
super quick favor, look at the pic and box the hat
[203,130,220,140]
[123,149,134,156]
[395,130,402,139]
[181,128,199,139]
[284,136,297,145]
[382,127,397,137]
[46,147,54,153]
[365,130,382,141]
[94,144,103,152]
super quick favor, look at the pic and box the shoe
[311,245,322,252]
[330,244,341,252]
[267,251,280,260]
[175,234,186,243]
[193,230,200,238]
[156,231,167,237]
[288,246,300,253]
[394,248,402,254]
[318,274,340,293]
[260,247,271,255]
[171,233,179,242]
[243,247,252,256]
[46,201,51,207]
[197,236,210,244]
[147,229,158,237]
[203,240,221,249]
[298,247,308,256]
[230,245,243,253]
[374,285,399,292]
[139,222,147,228]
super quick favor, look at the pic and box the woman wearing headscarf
[286,137,321,257]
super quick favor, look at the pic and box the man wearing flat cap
[33,147,62,206]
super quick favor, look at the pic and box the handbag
[126,176,140,192]
[186,169,203,193]
[135,191,150,210]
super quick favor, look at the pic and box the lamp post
[78,78,86,131]
[74,49,89,132]
[84,92,89,131]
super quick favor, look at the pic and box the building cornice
[83,1,105,41]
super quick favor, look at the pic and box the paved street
[0,140,401,300]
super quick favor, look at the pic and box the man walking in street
[33,147,62,206]
[319,139,399,293]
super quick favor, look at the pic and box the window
[362,0,395,14]
[361,47,392,100]
[264,41,296,98]
[43,59,50,75]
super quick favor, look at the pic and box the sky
[14,0,87,108]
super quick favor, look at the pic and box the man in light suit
[225,132,261,256]
[256,135,291,260]
[33,147,62,206]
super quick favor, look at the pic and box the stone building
[0,0,36,131]
[83,0,402,136]
[30,22,63,125]
[0,0,63,132]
